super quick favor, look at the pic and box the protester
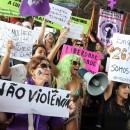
[103,81,130,130]
[72,39,85,49]
[22,21,32,29]
[0,40,47,83]
[38,18,55,54]
[48,35,87,130]
[0,56,76,130]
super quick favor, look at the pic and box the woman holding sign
[0,40,47,83]
[0,56,75,130]
[103,80,130,130]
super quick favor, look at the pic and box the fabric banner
[0,79,70,117]
[97,8,124,46]
[19,0,50,16]
[0,0,20,12]
[108,33,130,84]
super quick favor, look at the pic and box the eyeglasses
[75,43,83,47]
[72,61,81,66]
[37,63,52,70]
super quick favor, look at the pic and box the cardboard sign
[108,33,130,84]
[0,21,39,62]
[0,79,70,117]
[45,3,72,26]
[60,44,101,73]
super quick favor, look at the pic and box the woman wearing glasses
[49,52,86,130]
[72,40,85,49]
[0,40,47,83]
[0,56,75,130]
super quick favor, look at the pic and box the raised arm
[104,80,113,101]
[47,28,68,77]
[0,40,13,76]
[38,18,47,45]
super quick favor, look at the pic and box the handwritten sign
[45,3,72,26]
[60,44,101,73]
[34,27,56,36]
[70,16,90,34]
[0,0,89,34]
[108,33,130,84]
[0,80,70,117]
[65,22,83,40]
[0,21,39,62]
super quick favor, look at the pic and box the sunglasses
[75,43,83,47]
[72,61,81,66]
[37,63,52,70]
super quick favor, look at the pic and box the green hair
[57,54,84,87]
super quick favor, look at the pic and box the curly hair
[57,54,84,87]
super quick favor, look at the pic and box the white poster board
[34,26,56,36]
[0,79,70,117]
[45,3,72,26]
[108,33,130,84]
[65,22,83,40]
[0,21,39,62]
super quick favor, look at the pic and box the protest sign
[45,3,72,26]
[34,16,90,34]
[70,16,90,34]
[19,0,50,16]
[105,57,110,72]
[34,27,56,36]
[0,21,39,62]
[60,44,101,73]
[0,0,90,33]
[108,33,130,84]
[65,22,83,40]
[97,8,124,46]
[0,79,70,117]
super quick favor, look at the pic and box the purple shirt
[7,114,64,130]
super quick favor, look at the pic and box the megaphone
[78,68,108,96]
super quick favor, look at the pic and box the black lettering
[36,89,42,103]
[47,91,51,104]
[0,82,6,96]
[50,94,56,106]
[29,90,38,102]
[8,1,11,5]
[40,93,47,103]
[15,87,26,99]
[56,96,61,107]
[6,83,17,97]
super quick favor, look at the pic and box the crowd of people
[0,15,130,130]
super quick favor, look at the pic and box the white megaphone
[78,68,108,96]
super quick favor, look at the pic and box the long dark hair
[107,82,130,117]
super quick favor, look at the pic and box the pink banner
[60,44,101,73]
